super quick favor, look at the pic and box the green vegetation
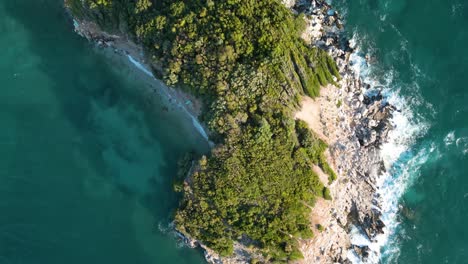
[316,224,325,232]
[323,187,332,201]
[337,99,342,108]
[66,0,340,261]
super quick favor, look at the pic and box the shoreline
[292,0,396,263]
[66,1,397,263]
[70,17,211,143]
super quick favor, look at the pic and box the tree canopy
[67,0,340,261]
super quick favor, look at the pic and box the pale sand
[295,84,344,145]
[295,84,351,263]
[295,96,329,144]
[73,11,359,264]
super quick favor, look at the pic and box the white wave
[126,55,210,142]
[441,132,468,155]
[376,143,437,262]
[157,221,193,249]
[380,92,429,167]
[456,137,468,155]
[349,143,437,264]
[73,19,79,30]
[347,32,381,87]
[347,250,362,264]
[335,9,437,263]
[190,115,209,141]
[127,55,154,78]
[346,31,433,263]
[349,51,370,79]
[350,226,372,247]
[444,131,456,146]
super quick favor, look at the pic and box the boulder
[352,245,370,261]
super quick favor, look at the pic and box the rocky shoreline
[66,0,395,262]
[293,0,395,263]
[183,1,396,261]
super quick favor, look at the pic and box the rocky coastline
[293,0,394,263]
[66,0,395,262]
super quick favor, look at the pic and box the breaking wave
[345,31,433,263]
[126,55,210,141]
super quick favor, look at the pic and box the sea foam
[444,131,456,146]
[345,32,432,263]
[126,55,210,142]
[127,55,154,77]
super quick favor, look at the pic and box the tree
[67,0,340,261]
[135,0,152,14]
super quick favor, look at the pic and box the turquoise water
[334,0,468,262]
[3,0,467,263]
[0,0,209,263]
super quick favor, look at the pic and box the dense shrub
[67,0,339,261]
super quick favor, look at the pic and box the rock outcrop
[293,0,396,263]
[67,0,395,263]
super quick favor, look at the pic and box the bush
[68,0,340,261]
[323,187,332,200]
[316,224,325,232]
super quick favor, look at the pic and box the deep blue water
[334,0,468,262]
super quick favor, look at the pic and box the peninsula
[65,0,394,263]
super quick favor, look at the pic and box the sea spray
[378,143,439,263]
[345,31,431,263]
[298,2,426,261]
[290,1,415,262]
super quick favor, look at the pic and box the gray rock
[358,94,364,102]
[351,99,361,109]
[368,119,377,128]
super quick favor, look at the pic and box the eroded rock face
[70,0,394,262]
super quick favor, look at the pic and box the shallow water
[0,0,208,263]
[333,0,468,262]
[3,0,467,263]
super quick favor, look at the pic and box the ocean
[1,0,467,263]
[333,0,468,262]
[0,0,209,263]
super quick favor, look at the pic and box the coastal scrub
[65,0,339,261]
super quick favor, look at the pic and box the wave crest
[346,31,433,263]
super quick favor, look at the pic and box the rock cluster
[292,0,396,263]
[71,19,120,47]
[355,96,394,148]
[184,1,396,263]
[68,1,396,263]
